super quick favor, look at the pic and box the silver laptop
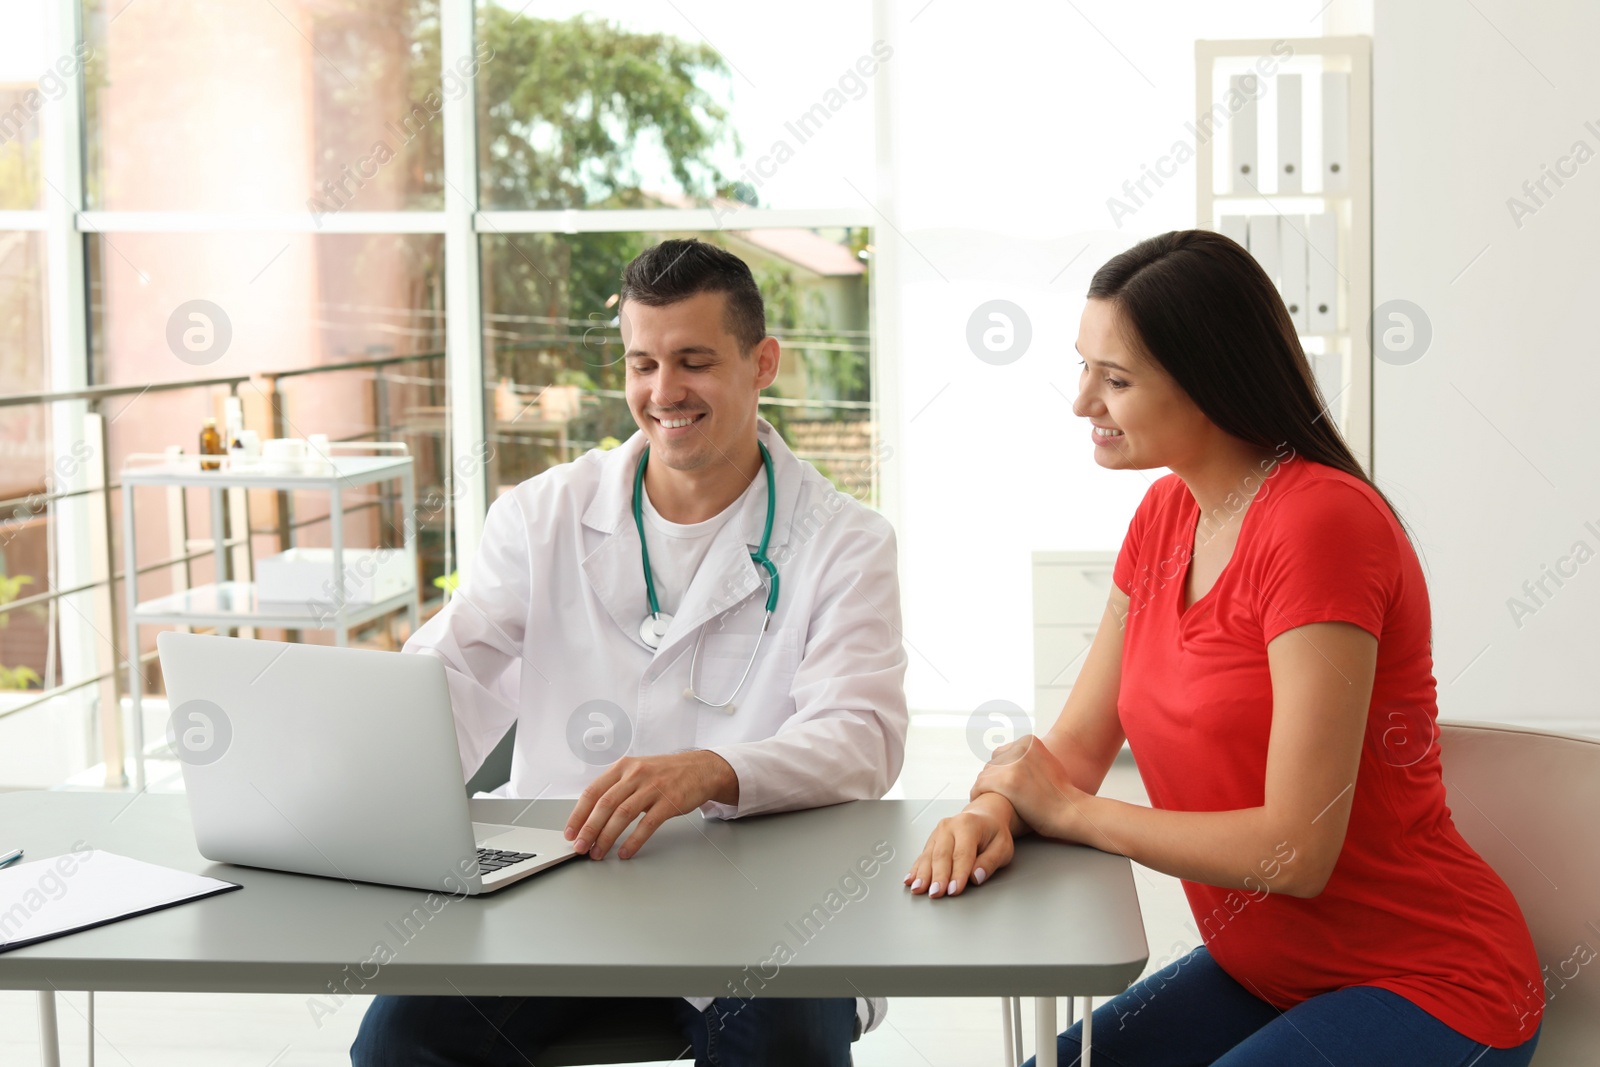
[157,631,577,894]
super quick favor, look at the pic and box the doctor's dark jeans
[350,992,857,1067]
[1021,946,1541,1067]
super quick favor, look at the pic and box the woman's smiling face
[1072,297,1217,472]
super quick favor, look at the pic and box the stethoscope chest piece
[639,612,672,650]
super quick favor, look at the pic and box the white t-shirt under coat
[639,480,755,618]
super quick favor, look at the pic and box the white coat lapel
[579,434,654,649]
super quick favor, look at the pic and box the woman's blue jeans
[1022,946,1541,1067]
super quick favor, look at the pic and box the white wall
[1372,1,1600,733]
[881,0,1335,715]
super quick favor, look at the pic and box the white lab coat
[405,419,908,1034]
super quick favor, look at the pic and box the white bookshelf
[1195,36,1374,472]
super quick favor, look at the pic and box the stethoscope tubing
[633,441,780,709]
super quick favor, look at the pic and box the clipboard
[0,850,241,953]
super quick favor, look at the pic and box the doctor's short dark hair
[620,239,767,353]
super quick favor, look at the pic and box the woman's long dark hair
[1086,229,1404,524]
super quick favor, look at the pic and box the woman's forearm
[1059,792,1315,898]
[968,771,1309,896]
[965,726,1326,897]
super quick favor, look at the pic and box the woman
[906,231,1543,1066]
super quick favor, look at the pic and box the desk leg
[37,990,60,1067]
[999,999,1016,1066]
[1034,996,1056,1067]
[1082,996,1093,1067]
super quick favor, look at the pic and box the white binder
[1247,215,1280,288]
[1322,72,1350,194]
[1220,214,1249,249]
[1308,211,1339,334]
[1276,74,1303,194]
[1279,215,1311,334]
[1228,74,1260,194]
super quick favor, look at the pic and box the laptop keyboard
[477,847,537,875]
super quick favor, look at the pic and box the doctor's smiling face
[1072,296,1216,472]
[620,289,780,478]
[617,240,780,514]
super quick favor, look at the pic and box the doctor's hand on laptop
[564,749,739,860]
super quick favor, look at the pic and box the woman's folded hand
[971,735,1085,842]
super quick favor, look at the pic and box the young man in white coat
[352,239,908,1066]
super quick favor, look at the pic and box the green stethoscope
[633,442,780,710]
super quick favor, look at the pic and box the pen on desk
[0,848,22,869]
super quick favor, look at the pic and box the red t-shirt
[1112,456,1542,1048]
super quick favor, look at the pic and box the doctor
[352,239,908,1067]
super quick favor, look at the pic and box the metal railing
[2,374,252,732]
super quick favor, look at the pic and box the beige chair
[996,720,1597,1067]
[1438,720,1600,1066]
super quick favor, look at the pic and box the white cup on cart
[261,437,308,474]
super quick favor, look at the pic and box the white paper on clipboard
[0,850,240,953]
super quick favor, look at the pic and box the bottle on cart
[199,417,224,471]
[223,396,244,452]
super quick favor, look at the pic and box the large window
[1,0,879,787]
